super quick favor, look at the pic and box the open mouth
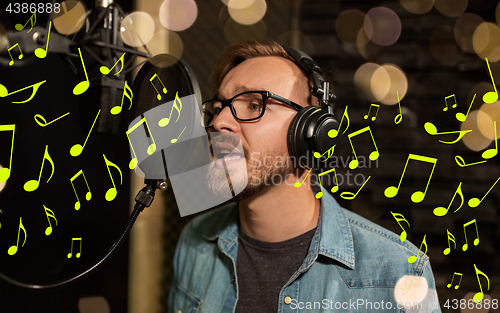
[213,142,245,168]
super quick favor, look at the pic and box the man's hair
[211,40,314,105]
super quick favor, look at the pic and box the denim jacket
[169,189,441,313]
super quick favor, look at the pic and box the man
[169,40,441,312]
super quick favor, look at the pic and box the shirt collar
[204,186,355,269]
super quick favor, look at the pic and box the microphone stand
[0,179,166,289]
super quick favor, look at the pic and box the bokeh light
[227,0,255,9]
[354,63,383,102]
[371,66,391,102]
[228,0,267,25]
[379,64,408,105]
[159,0,198,32]
[468,82,496,108]
[454,13,484,53]
[430,25,464,66]
[434,0,468,17]
[357,29,380,61]
[120,12,155,47]
[276,31,314,56]
[364,7,401,46]
[335,9,366,48]
[145,30,184,65]
[394,276,428,305]
[478,101,500,140]
[399,0,434,14]
[0,23,7,52]
[53,1,87,35]
[461,110,493,151]
[224,18,266,44]
[473,22,500,62]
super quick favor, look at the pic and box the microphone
[75,0,127,135]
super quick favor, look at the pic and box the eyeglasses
[201,90,303,127]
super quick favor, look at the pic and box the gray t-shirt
[235,226,316,313]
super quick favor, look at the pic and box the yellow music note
[171,126,187,144]
[73,47,90,95]
[8,217,27,256]
[149,73,167,101]
[364,103,379,121]
[7,43,23,66]
[313,145,336,161]
[443,229,456,255]
[473,264,490,303]
[43,205,57,236]
[70,109,100,157]
[390,211,410,242]
[100,52,126,75]
[347,126,379,169]
[103,154,122,201]
[34,112,70,127]
[408,234,427,263]
[482,121,497,159]
[424,122,471,144]
[24,145,55,192]
[340,176,371,200]
[483,58,498,104]
[455,155,486,167]
[443,94,457,111]
[447,272,463,289]
[34,21,51,59]
[126,117,156,169]
[433,182,464,216]
[0,80,46,104]
[159,91,182,127]
[15,11,36,33]
[394,91,403,124]
[110,81,133,115]
[468,176,500,208]
[294,168,312,188]
[70,169,92,210]
[0,124,15,182]
[462,219,479,251]
[384,154,437,203]
[67,238,82,258]
[456,94,475,122]
[328,106,349,138]
[315,168,339,199]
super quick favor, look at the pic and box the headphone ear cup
[288,106,343,170]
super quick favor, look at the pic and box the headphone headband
[283,44,343,171]
[281,45,337,107]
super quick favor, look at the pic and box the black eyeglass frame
[201,90,304,126]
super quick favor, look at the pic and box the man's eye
[250,103,262,111]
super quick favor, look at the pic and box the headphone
[283,45,343,170]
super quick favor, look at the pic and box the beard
[207,134,294,202]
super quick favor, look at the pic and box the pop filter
[128,55,248,216]
[129,54,203,180]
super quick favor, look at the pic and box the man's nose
[212,106,239,132]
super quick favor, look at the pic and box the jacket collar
[204,187,355,269]
[310,187,355,269]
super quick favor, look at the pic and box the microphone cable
[0,179,166,290]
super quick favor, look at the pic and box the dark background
[0,0,499,312]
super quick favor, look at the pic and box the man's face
[207,56,310,200]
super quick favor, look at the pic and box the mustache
[209,132,249,159]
